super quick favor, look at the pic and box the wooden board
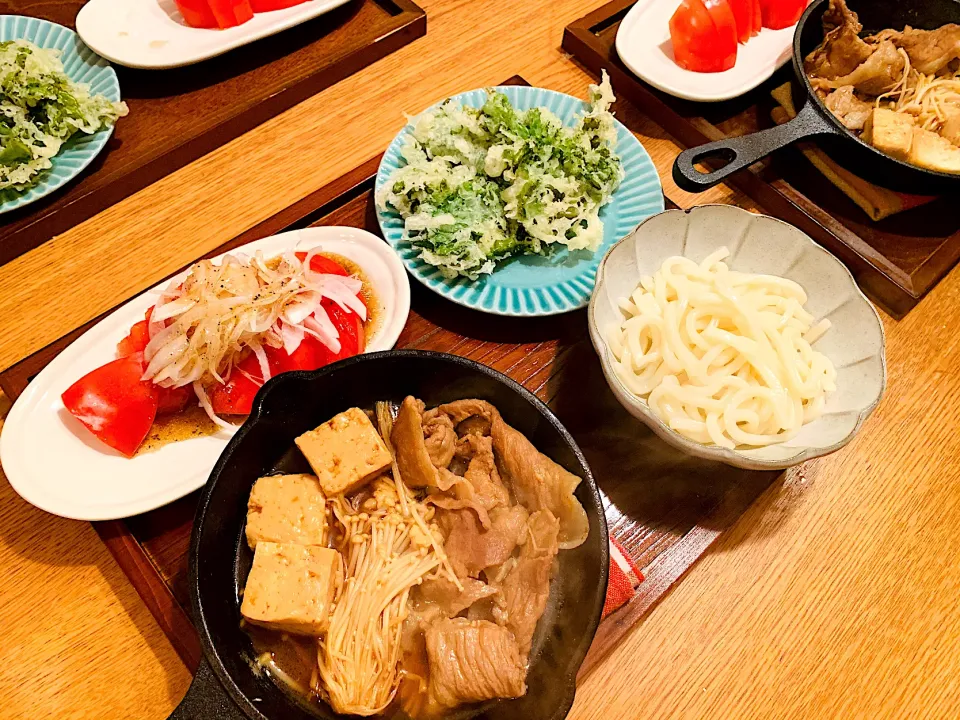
[0,0,426,267]
[562,0,960,319]
[0,153,779,680]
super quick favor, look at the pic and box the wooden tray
[0,0,426,266]
[0,143,780,680]
[562,0,960,319]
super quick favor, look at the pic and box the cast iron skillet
[673,0,960,194]
[168,350,609,720]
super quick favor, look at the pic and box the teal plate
[0,15,121,215]
[375,85,665,316]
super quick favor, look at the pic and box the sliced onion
[142,334,189,382]
[151,297,197,323]
[143,321,181,364]
[280,321,305,356]
[193,381,235,430]
[304,308,341,355]
[282,292,321,326]
[248,339,271,384]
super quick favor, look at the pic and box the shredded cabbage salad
[376,72,624,279]
[0,39,128,191]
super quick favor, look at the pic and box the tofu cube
[863,108,914,162]
[246,473,327,550]
[294,408,391,496]
[908,127,960,174]
[240,542,343,636]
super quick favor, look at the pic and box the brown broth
[135,404,222,455]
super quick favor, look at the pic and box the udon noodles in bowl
[239,396,590,717]
[588,204,886,470]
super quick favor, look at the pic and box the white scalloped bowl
[588,205,887,470]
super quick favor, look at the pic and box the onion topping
[139,249,365,426]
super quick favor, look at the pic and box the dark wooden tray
[562,0,960,319]
[0,0,426,266]
[0,142,779,679]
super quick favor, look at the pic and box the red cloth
[602,537,644,619]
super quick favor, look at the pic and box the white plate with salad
[375,75,665,316]
[76,0,352,69]
[0,226,409,521]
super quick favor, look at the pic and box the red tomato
[294,251,349,277]
[727,0,753,42]
[703,0,739,56]
[670,0,737,73]
[250,0,305,10]
[750,0,762,35]
[117,308,154,358]
[760,0,807,29]
[207,0,253,28]
[173,0,218,27]
[61,354,158,457]
[156,384,196,415]
[209,354,267,416]
[322,301,363,362]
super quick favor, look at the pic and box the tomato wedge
[750,0,762,35]
[117,308,154,358]
[156,384,196,415]
[670,0,737,73]
[294,251,350,277]
[250,0,306,10]
[703,0,738,53]
[760,0,807,30]
[207,0,253,28]
[62,354,158,457]
[174,0,218,28]
[727,0,753,43]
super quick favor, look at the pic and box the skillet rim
[792,0,960,184]
[187,349,611,720]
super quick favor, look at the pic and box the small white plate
[76,0,351,69]
[0,227,410,521]
[615,0,796,103]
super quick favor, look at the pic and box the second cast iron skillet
[168,350,609,720]
[673,0,960,195]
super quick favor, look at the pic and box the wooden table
[1,0,959,718]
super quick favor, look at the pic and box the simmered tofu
[245,473,327,550]
[294,408,392,496]
[908,127,960,174]
[240,542,343,636]
[863,108,914,162]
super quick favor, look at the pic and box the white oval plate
[0,227,410,521]
[615,0,796,103]
[76,0,351,69]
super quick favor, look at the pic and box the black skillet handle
[672,99,837,192]
[168,659,247,720]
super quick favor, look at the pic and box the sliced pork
[425,618,526,708]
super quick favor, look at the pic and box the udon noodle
[606,249,837,449]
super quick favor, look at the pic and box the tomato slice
[727,0,752,43]
[322,301,364,363]
[250,0,305,10]
[207,0,253,28]
[117,308,154,358]
[62,354,158,457]
[703,0,739,60]
[750,0,762,35]
[173,0,218,27]
[156,384,196,415]
[760,0,807,30]
[294,251,349,277]
[670,0,737,73]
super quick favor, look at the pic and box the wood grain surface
[1,0,959,719]
[0,0,425,265]
[562,0,960,319]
